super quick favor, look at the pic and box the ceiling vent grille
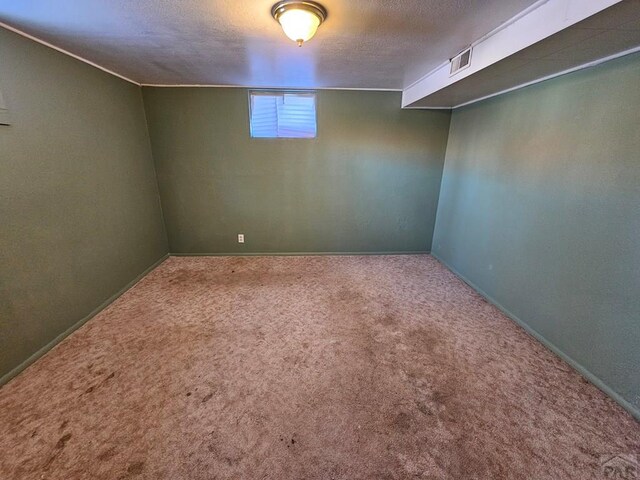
[450,47,472,76]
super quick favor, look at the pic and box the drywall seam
[0,253,169,388]
[431,252,640,422]
[170,251,430,257]
[0,22,140,86]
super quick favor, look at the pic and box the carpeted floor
[0,255,638,479]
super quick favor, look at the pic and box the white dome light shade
[279,9,321,45]
[272,1,327,47]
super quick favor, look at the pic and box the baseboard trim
[431,252,640,422]
[0,253,169,388]
[170,251,430,257]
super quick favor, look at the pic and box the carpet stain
[83,372,116,396]
[377,313,398,327]
[0,255,638,480]
[97,447,117,462]
[202,393,213,403]
[55,433,72,449]
[393,412,413,431]
[43,433,72,471]
[126,461,144,475]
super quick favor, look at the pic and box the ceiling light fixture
[271,1,327,47]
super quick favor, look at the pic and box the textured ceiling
[0,0,538,89]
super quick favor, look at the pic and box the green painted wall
[142,88,451,254]
[432,53,640,413]
[0,28,169,381]
[4,23,636,420]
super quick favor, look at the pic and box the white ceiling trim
[401,0,623,108]
[0,21,403,94]
[0,20,404,94]
[140,84,403,92]
[403,0,552,94]
[5,1,631,109]
[0,21,140,86]
[401,106,451,110]
[405,44,640,110]
[450,45,640,109]
[1,0,540,91]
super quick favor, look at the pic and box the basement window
[249,91,317,138]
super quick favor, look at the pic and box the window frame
[247,90,318,139]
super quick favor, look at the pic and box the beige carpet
[0,255,638,479]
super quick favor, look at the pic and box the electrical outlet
[238,234,245,244]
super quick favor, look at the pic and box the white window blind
[249,91,317,138]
